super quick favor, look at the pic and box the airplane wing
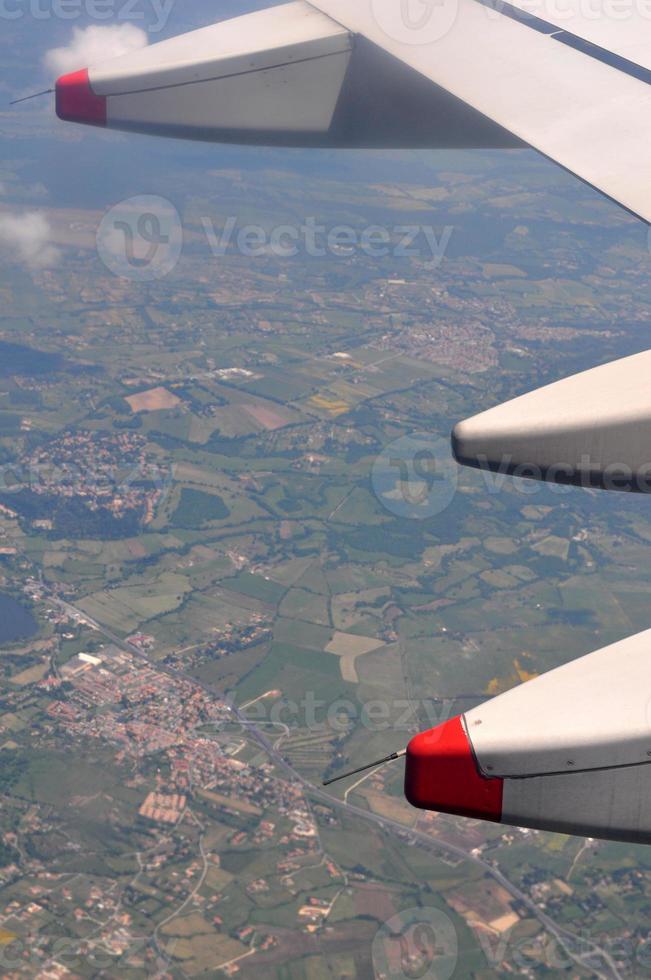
[310,0,651,221]
[54,0,651,220]
[452,349,651,493]
[406,628,651,843]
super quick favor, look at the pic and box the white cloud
[0,212,60,269]
[44,24,148,77]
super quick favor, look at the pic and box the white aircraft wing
[310,0,651,221]
[453,349,651,492]
[406,628,651,843]
[54,0,651,220]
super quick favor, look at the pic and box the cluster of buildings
[15,430,167,523]
[163,623,272,674]
[44,643,321,854]
[138,792,187,825]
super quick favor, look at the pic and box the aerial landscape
[2,2,651,977]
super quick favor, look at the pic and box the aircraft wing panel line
[91,49,354,100]
[497,0,651,69]
[475,0,651,85]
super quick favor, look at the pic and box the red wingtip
[405,715,503,822]
[55,68,106,127]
